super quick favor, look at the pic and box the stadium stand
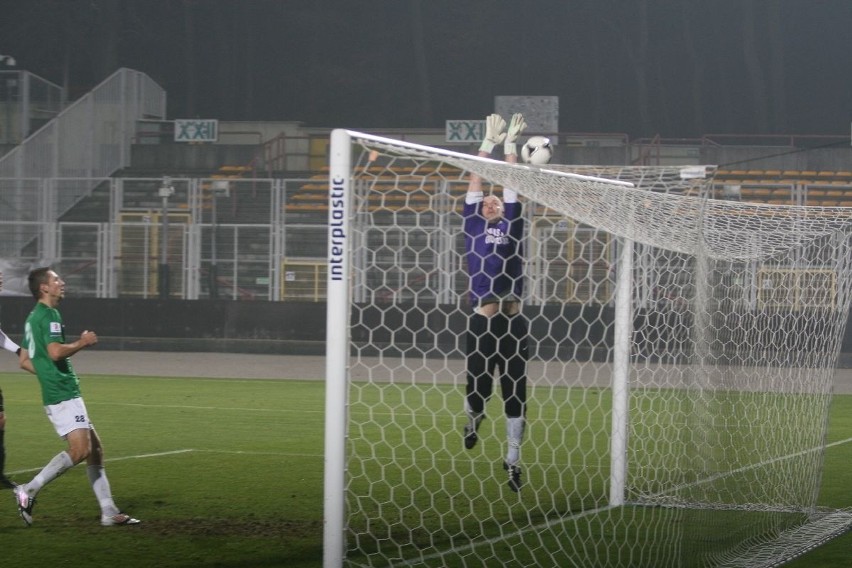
[713,169,852,207]
[284,165,470,215]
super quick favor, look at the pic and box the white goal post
[323,129,852,567]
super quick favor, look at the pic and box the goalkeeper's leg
[464,313,497,449]
[499,313,528,491]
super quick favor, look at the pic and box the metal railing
[0,176,330,300]
[0,69,64,145]
[0,68,166,214]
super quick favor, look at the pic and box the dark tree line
[1,0,849,138]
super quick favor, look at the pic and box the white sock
[87,465,119,516]
[26,451,74,497]
[464,400,484,431]
[505,417,526,466]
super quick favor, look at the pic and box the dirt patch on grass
[138,517,321,538]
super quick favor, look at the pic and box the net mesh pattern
[334,132,852,567]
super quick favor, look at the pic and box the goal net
[323,130,852,567]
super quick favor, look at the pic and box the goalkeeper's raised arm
[464,112,526,309]
[467,113,506,198]
[467,112,524,200]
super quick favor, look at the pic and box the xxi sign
[174,119,219,142]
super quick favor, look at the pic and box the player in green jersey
[12,267,140,527]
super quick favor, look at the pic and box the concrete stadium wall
[0,298,326,355]
[1,297,850,367]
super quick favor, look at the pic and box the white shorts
[45,397,93,438]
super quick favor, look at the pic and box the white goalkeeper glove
[479,113,506,154]
[504,113,527,156]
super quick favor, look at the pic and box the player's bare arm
[46,330,98,361]
[18,348,35,375]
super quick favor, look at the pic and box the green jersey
[22,302,81,405]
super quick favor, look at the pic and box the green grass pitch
[0,371,850,567]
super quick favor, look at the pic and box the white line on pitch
[8,449,195,475]
[193,449,322,458]
[644,434,852,501]
[7,448,321,477]
[385,505,619,568]
[101,402,324,413]
[107,449,196,462]
[382,436,852,567]
[825,435,852,449]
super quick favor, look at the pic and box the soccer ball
[521,136,553,165]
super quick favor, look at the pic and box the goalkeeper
[462,113,529,492]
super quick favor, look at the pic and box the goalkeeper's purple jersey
[463,200,524,305]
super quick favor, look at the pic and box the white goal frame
[322,129,852,568]
[324,129,353,566]
[322,130,639,567]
